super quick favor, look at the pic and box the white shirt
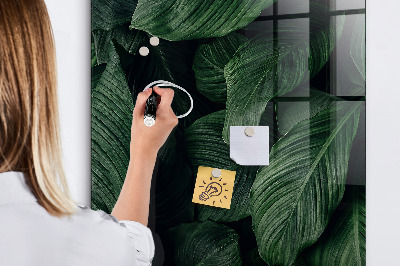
[0,171,155,266]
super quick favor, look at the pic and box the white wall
[44,0,400,263]
[366,0,400,265]
[45,0,91,206]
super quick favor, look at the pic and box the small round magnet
[211,168,222,178]
[139,46,150,56]
[149,36,160,46]
[244,127,255,137]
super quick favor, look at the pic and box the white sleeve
[80,207,155,265]
[119,220,155,265]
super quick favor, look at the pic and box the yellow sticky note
[192,166,236,209]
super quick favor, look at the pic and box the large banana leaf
[304,186,366,266]
[91,44,133,212]
[222,6,344,143]
[164,221,242,265]
[130,0,275,41]
[193,33,248,103]
[250,102,361,265]
[92,0,137,31]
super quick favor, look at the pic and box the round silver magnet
[244,127,255,137]
[211,168,222,178]
[139,46,150,56]
[149,36,160,46]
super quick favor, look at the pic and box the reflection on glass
[276,101,311,134]
[332,0,365,11]
[332,14,365,96]
[238,21,273,39]
[343,102,366,185]
[278,0,309,15]
[260,4,274,16]
[278,18,310,97]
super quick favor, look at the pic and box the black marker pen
[144,90,158,127]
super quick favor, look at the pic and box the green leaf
[277,89,338,135]
[184,110,238,171]
[91,42,98,67]
[130,0,275,41]
[193,33,248,103]
[91,44,134,212]
[243,248,268,266]
[154,129,194,231]
[222,6,344,143]
[250,102,361,265]
[304,186,366,266]
[350,16,365,82]
[92,0,137,31]
[164,221,242,266]
[91,64,106,91]
[92,24,147,64]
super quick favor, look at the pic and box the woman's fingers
[153,87,178,126]
[153,86,174,107]
[133,88,153,118]
[133,86,177,127]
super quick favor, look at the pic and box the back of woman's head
[0,0,76,216]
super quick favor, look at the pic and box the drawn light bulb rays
[198,178,229,206]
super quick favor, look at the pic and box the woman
[0,0,177,265]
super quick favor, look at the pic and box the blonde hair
[0,0,76,216]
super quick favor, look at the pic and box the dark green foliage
[222,4,344,143]
[164,221,242,265]
[92,0,137,30]
[251,102,361,265]
[91,44,133,212]
[153,129,195,231]
[193,33,248,103]
[303,186,366,266]
[91,1,366,265]
[92,24,147,64]
[130,0,275,41]
[185,111,237,171]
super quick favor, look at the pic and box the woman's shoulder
[73,205,120,225]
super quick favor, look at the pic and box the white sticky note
[229,126,269,166]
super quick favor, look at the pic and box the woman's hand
[112,86,177,224]
[130,86,178,159]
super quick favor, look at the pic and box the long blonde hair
[0,0,76,216]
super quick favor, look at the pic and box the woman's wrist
[130,144,158,162]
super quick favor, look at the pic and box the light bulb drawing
[192,167,235,209]
[199,182,223,202]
